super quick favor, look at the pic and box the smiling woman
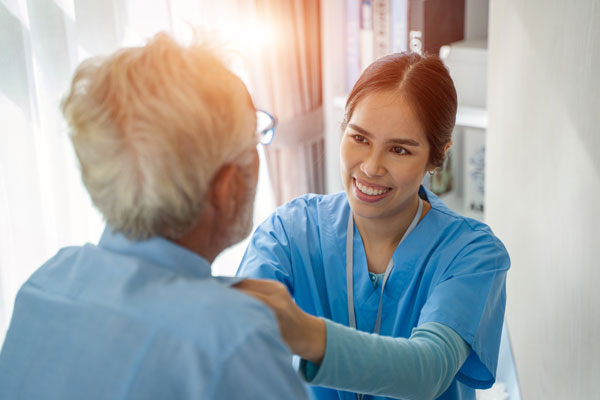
[343,94,429,209]
[341,92,433,273]
[236,52,510,400]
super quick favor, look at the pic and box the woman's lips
[352,178,392,203]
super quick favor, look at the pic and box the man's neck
[174,229,218,263]
[174,210,229,264]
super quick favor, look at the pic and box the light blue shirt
[237,186,510,400]
[0,227,308,400]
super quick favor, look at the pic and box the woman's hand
[234,279,326,364]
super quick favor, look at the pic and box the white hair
[61,32,257,240]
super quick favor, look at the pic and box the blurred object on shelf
[373,0,392,59]
[440,38,488,108]
[359,0,375,71]
[391,0,409,53]
[408,0,465,55]
[345,0,361,93]
[463,127,486,214]
[349,0,466,86]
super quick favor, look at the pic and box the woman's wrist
[296,314,326,365]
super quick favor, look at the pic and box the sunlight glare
[220,18,276,52]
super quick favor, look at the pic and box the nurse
[236,52,509,400]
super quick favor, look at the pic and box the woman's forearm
[300,321,471,400]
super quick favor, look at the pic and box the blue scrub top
[237,186,510,400]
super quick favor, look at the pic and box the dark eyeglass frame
[256,110,277,145]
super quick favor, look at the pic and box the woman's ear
[426,141,454,174]
[443,140,453,157]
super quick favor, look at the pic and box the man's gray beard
[225,175,257,247]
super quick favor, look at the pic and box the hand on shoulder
[234,279,327,364]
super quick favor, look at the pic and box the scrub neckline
[368,271,385,289]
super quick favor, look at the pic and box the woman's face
[340,90,432,221]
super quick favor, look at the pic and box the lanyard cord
[346,198,423,400]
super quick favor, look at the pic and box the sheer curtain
[239,0,325,205]
[0,0,298,340]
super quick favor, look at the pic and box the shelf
[456,105,487,129]
[438,191,485,222]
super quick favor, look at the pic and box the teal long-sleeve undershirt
[300,321,471,400]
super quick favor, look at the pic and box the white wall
[486,1,600,398]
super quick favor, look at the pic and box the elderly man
[0,33,308,399]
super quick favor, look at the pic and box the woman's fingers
[234,279,292,311]
[234,278,286,294]
[236,288,282,313]
[236,287,270,303]
[235,285,290,316]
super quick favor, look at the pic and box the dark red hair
[343,52,457,168]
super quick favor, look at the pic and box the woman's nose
[360,152,386,177]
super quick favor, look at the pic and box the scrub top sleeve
[236,211,295,293]
[418,232,510,390]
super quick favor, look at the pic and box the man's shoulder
[182,279,280,337]
[107,275,282,349]
[25,245,281,348]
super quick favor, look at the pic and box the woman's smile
[353,177,392,203]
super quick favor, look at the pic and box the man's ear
[208,164,240,221]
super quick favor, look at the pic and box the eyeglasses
[256,110,277,145]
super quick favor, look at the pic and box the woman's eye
[353,134,367,143]
[392,146,408,155]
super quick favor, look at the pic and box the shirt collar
[98,226,212,279]
[420,184,454,213]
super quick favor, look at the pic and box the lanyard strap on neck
[346,197,423,333]
[346,197,423,400]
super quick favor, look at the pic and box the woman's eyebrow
[348,123,420,146]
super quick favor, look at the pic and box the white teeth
[355,180,389,196]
